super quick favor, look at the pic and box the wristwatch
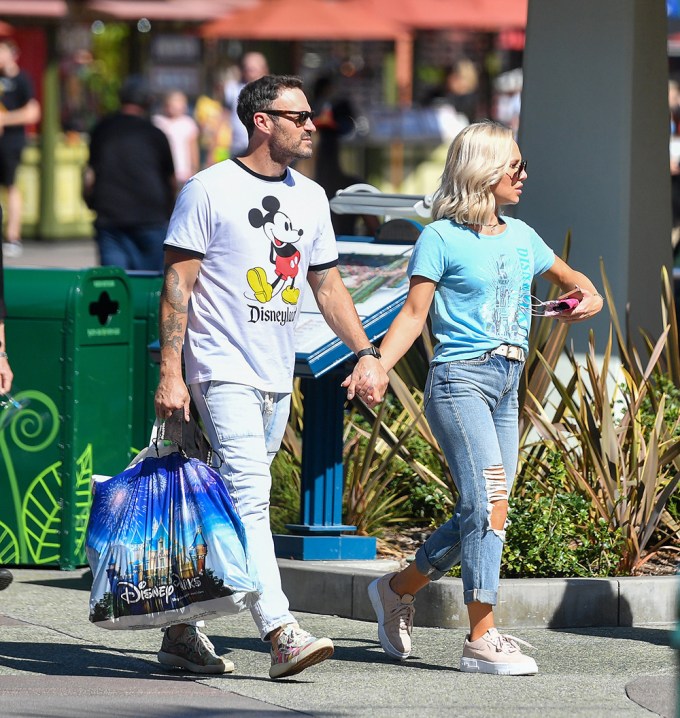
[355,345,381,360]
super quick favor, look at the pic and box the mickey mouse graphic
[246,195,303,305]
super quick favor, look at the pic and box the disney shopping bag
[86,448,260,630]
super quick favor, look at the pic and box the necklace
[465,221,502,230]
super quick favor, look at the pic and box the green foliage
[502,475,625,578]
[639,373,680,437]
[523,267,680,572]
[89,23,131,117]
[519,232,571,442]
[269,451,300,535]
[638,372,680,535]
[272,259,679,577]
[401,479,451,526]
[342,399,413,536]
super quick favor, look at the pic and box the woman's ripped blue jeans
[416,353,524,606]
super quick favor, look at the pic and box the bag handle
[157,409,222,467]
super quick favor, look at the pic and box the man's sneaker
[0,569,13,591]
[2,242,23,258]
[157,625,234,674]
[460,627,538,675]
[367,573,415,660]
[269,624,334,679]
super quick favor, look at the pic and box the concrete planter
[279,558,677,628]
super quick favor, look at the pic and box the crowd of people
[0,43,532,263]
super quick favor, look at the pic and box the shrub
[269,451,300,535]
[502,473,626,578]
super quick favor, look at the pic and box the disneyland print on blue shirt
[86,452,259,628]
[408,217,555,361]
[480,249,535,346]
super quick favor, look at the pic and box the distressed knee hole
[483,465,508,539]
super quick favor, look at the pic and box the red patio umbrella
[200,0,412,104]
[200,0,409,41]
[86,0,256,22]
[0,0,66,16]
[367,0,527,30]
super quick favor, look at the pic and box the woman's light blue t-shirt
[408,217,555,362]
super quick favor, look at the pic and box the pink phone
[543,297,580,316]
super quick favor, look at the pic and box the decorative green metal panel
[2,267,134,569]
[127,273,163,452]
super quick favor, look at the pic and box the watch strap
[355,345,381,360]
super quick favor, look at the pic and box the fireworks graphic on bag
[86,451,260,630]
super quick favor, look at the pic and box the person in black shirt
[312,75,378,237]
[0,39,41,258]
[84,76,175,271]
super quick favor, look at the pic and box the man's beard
[270,132,313,165]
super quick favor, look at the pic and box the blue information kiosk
[273,236,416,560]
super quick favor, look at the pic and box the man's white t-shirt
[164,158,338,393]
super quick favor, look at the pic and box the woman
[0,205,15,591]
[359,121,603,675]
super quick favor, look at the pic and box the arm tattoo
[311,268,330,291]
[162,265,188,313]
[160,265,188,356]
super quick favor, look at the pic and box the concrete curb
[278,558,678,628]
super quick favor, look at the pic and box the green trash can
[1,267,134,569]
[126,271,163,453]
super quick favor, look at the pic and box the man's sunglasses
[261,109,316,127]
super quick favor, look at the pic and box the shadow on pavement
[0,641,170,678]
[21,572,93,592]
[551,625,672,647]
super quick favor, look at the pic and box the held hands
[341,356,389,408]
[154,374,191,421]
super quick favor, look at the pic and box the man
[0,39,40,258]
[224,51,269,158]
[154,75,388,679]
[85,76,175,271]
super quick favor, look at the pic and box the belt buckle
[493,344,523,361]
[507,345,523,361]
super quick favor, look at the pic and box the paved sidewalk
[2,240,678,716]
[3,238,98,269]
[0,568,676,718]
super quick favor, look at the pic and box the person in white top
[154,74,389,680]
[224,52,269,158]
[153,90,200,186]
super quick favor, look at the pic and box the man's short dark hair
[237,75,304,139]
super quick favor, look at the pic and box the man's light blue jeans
[190,380,296,640]
[417,353,524,606]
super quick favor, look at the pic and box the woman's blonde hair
[432,120,515,225]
